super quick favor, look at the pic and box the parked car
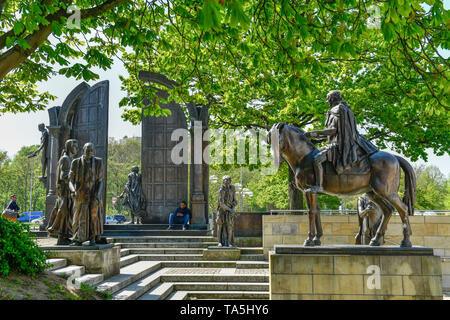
[113,214,127,224]
[18,211,43,223]
[105,216,118,224]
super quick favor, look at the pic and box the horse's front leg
[304,192,318,246]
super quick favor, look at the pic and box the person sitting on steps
[167,201,191,230]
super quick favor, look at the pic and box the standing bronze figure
[269,91,416,247]
[69,142,104,246]
[27,123,49,180]
[216,176,238,247]
[118,165,146,224]
[47,139,78,245]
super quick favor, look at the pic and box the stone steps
[126,248,205,254]
[173,282,269,292]
[186,291,269,300]
[52,265,86,279]
[160,273,268,283]
[240,248,264,255]
[96,261,161,294]
[104,230,211,237]
[167,291,188,300]
[107,236,216,243]
[240,254,266,261]
[116,242,218,248]
[137,282,174,300]
[120,254,139,267]
[104,224,207,231]
[46,258,104,287]
[112,268,167,300]
[137,254,204,261]
[75,274,104,286]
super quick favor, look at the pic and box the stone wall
[263,214,450,290]
[270,249,443,300]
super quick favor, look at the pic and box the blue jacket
[174,207,191,217]
[6,200,20,211]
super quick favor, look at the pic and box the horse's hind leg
[314,206,323,246]
[366,192,394,246]
[386,193,412,247]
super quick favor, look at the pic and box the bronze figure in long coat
[69,142,104,245]
[47,139,78,245]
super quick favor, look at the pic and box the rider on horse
[304,90,378,193]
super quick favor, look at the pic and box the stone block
[348,216,358,223]
[331,223,358,236]
[409,216,425,224]
[331,294,382,300]
[46,245,120,279]
[443,275,450,290]
[421,256,442,275]
[291,255,333,274]
[385,224,403,236]
[441,258,450,275]
[363,275,403,295]
[321,235,349,245]
[409,236,424,246]
[271,255,292,274]
[380,255,422,275]
[313,275,364,295]
[284,216,307,223]
[424,236,450,248]
[437,224,450,236]
[334,255,380,275]
[271,274,313,294]
[321,216,349,223]
[263,223,272,236]
[320,222,333,235]
[411,223,438,236]
[425,216,450,224]
[403,275,442,297]
[263,235,283,248]
[433,248,444,257]
[282,235,302,244]
[272,223,299,235]
[299,223,310,234]
[202,247,240,261]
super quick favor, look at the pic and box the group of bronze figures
[44,140,105,245]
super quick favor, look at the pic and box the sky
[0,5,448,177]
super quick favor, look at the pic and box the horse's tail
[395,156,416,216]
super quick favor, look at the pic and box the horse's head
[269,122,315,168]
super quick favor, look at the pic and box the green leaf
[17,38,31,50]
[199,0,222,30]
[13,22,25,35]
[51,21,62,36]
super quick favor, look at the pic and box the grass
[0,271,111,300]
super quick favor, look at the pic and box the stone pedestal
[270,245,443,300]
[203,246,241,261]
[41,243,120,279]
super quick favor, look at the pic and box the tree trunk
[288,167,304,211]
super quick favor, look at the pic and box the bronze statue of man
[27,123,49,179]
[118,165,146,224]
[304,90,378,193]
[47,139,79,245]
[69,142,104,246]
[216,176,238,247]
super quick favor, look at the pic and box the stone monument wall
[263,214,450,290]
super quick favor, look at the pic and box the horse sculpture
[269,123,416,247]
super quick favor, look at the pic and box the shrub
[0,216,49,276]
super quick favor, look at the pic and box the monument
[216,176,238,247]
[269,90,416,247]
[27,123,49,183]
[139,71,210,229]
[47,139,78,245]
[118,165,146,224]
[41,80,109,231]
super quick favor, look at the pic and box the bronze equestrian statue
[269,90,416,247]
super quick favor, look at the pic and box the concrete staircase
[45,258,104,286]
[96,230,269,300]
